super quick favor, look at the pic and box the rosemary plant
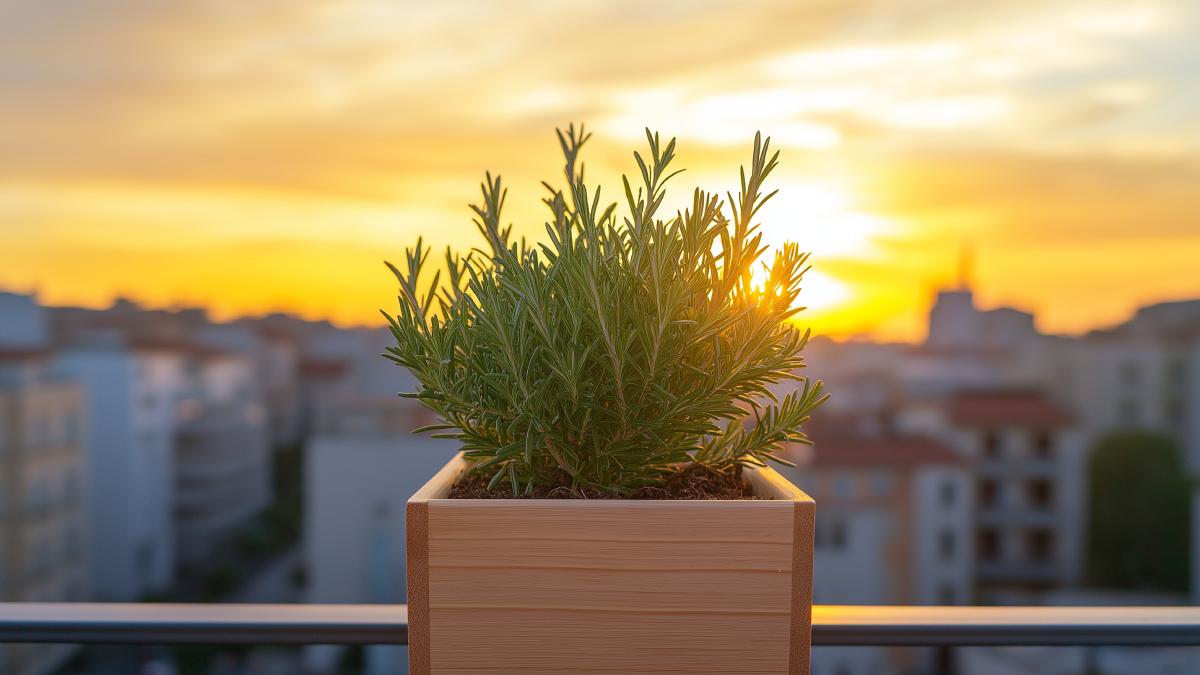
[384,125,826,494]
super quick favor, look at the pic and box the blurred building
[47,298,280,592]
[0,350,88,674]
[303,400,456,675]
[1046,300,1200,601]
[298,326,449,673]
[54,341,185,600]
[297,326,405,433]
[173,346,272,571]
[927,287,1038,354]
[959,589,1200,675]
[781,425,973,675]
[927,391,1083,600]
[0,292,49,348]
[197,321,303,448]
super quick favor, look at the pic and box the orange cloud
[1,0,1198,341]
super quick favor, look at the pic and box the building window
[833,474,855,500]
[869,471,893,498]
[137,542,157,580]
[829,520,848,550]
[63,409,79,444]
[1165,358,1188,390]
[63,521,80,559]
[1027,529,1053,562]
[814,519,848,550]
[1032,430,1054,458]
[139,431,158,453]
[63,468,79,505]
[939,480,957,507]
[978,479,998,508]
[1165,398,1186,431]
[978,528,999,562]
[33,412,51,448]
[27,534,52,576]
[1119,398,1141,426]
[25,473,50,515]
[938,530,956,561]
[1027,480,1054,510]
[982,430,1002,459]
[1120,360,1141,385]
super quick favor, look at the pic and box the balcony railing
[2,603,1199,646]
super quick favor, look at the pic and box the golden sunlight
[1,0,1197,342]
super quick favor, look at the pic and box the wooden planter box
[407,453,815,674]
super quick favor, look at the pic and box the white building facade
[173,348,272,569]
[53,344,184,600]
[0,355,89,675]
[781,435,974,675]
[303,399,456,675]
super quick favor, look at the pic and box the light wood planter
[407,453,815,674]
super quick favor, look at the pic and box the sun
[747,179,890,317]
[751,263,850,315]
[757,180,885,258]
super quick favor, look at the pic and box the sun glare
[750,263,849,316]
[747,180,890,320]
[757,181,886,258]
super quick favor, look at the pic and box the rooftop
[0,347,50,362]
[948,390,1073,427]
[806,435,963,468]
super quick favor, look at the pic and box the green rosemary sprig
[384,125,826,493]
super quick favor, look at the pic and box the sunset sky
[2,0,1197,340]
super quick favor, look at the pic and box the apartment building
[1047,300,1200,600]
[174,346,272,569]
[928,286,1039,354]
[0,352,88,675]
[48,291,281,585]
[780,427,973,675]
[0,292,48,348]
[54,341,186,600]
[934,390,1084,600]
[303,402,456,674]
[197,321,303,447]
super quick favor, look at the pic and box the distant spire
[957,242,974,291]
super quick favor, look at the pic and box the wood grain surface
[407,455,814,674]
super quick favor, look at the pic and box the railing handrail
[2,603,1199,646]
[0,603,408,645]
[811,605,1200,645]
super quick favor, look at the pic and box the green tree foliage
[383,125,826,493]
[1087,431,1191,592]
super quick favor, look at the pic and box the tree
[1087,431,1191,592]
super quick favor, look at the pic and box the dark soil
[447,462,760,500]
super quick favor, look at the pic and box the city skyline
[1,276,1195,343]
[2,0,1198,341]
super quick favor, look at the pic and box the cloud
[870,148,1200,243]
[1,0,1198,340]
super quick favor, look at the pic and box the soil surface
[447,462,760,500]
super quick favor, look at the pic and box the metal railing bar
[810,605,1200,646]
[2,603,1199,646]
[0,603,407,645]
